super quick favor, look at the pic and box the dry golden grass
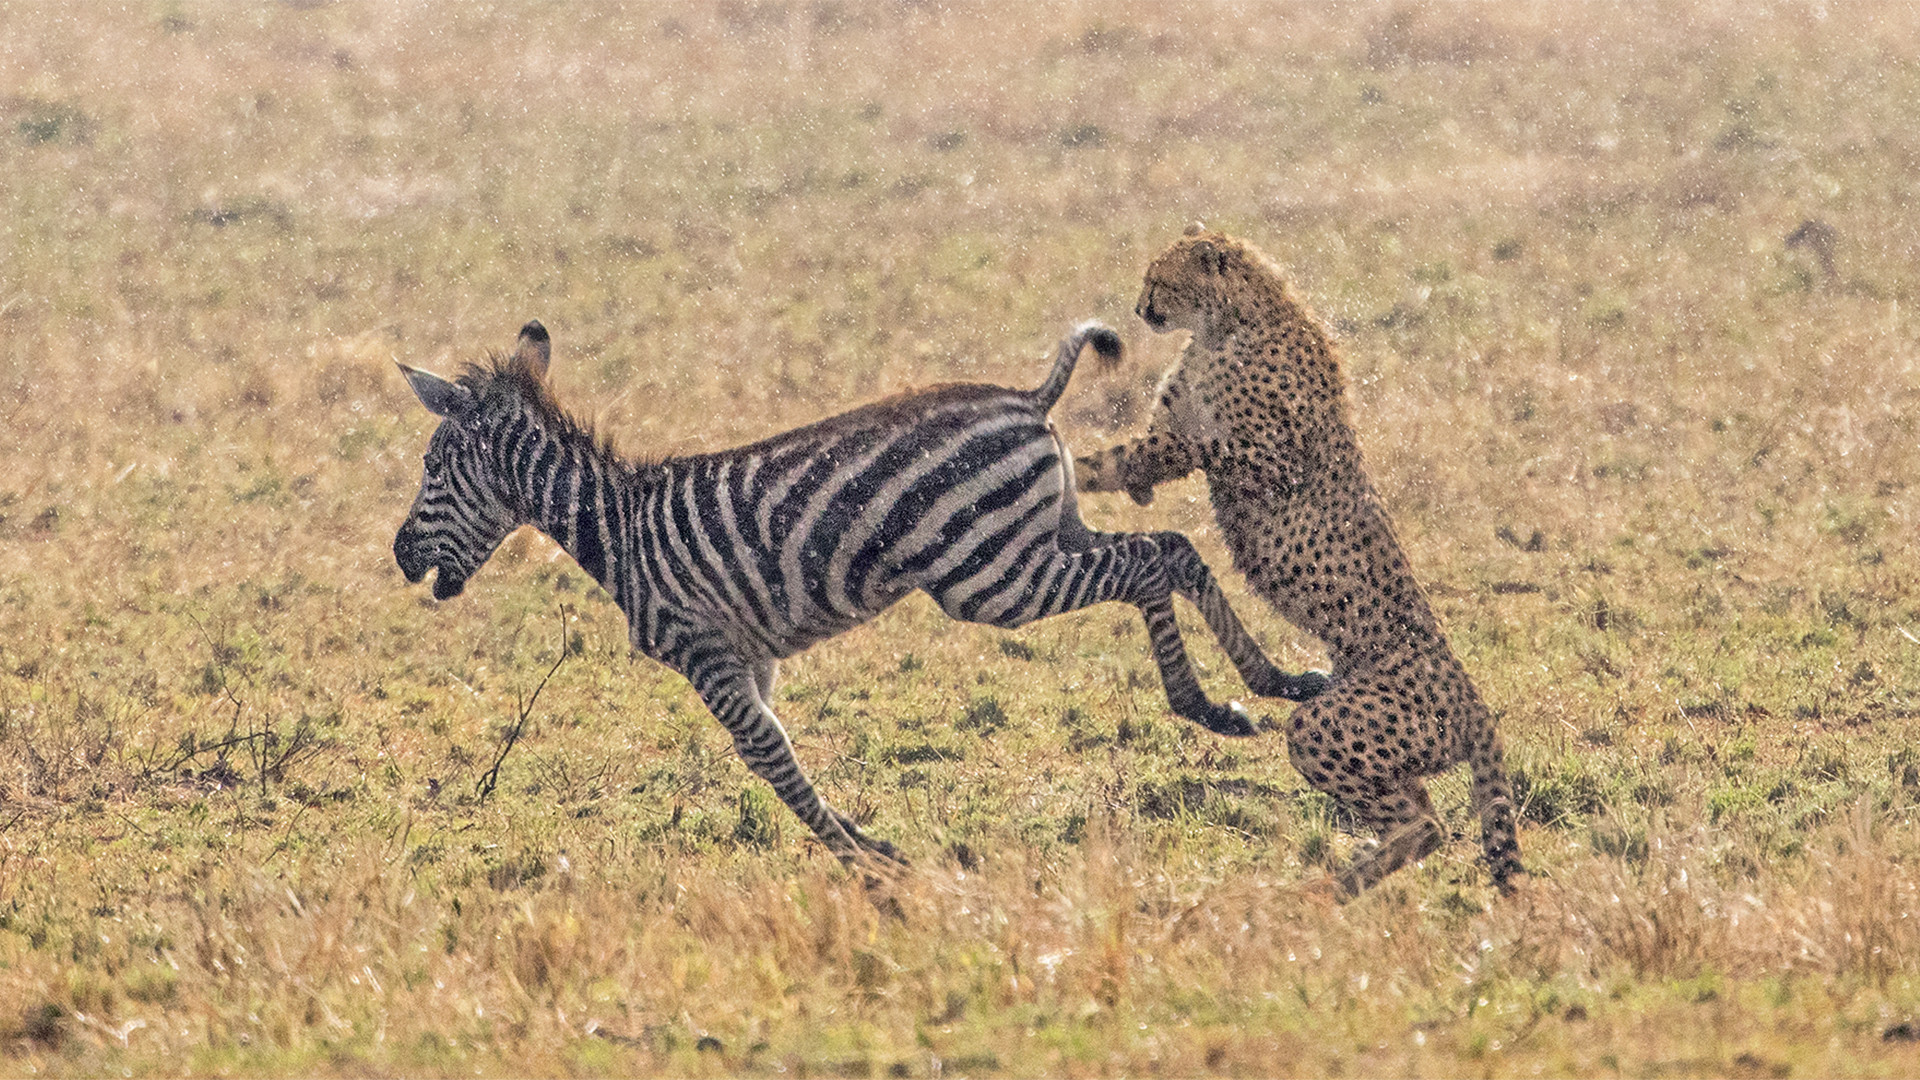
[3,1,1920,1075]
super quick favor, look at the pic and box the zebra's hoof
[1201,702,1260,738]
[856,835,908,867]
[864,886,908,921]
[1284,670,1333,702]
[1248,667,1332,701]
[832,810,909,868]
[1334,872,1365,904]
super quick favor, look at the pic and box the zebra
[394,319,1328,867]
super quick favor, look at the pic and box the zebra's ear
[513,320,551,377]
[399,363,477,422]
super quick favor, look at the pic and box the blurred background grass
[2,1,1919,1075]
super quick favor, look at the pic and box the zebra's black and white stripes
[395,320,1327,865]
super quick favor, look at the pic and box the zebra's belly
[723,583,915,662]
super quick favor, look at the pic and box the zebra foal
[394,320,1327,866]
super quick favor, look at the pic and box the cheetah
[1077,226,1525,898]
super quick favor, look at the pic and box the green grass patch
[3,2,1920,1075]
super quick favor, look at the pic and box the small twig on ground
[476,605,572,804]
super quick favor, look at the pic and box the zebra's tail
[1029,320,1124,413]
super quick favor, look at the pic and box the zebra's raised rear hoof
[1198,701,1260,738]
[853,840,912,912]
[1283,669,1333,702]
[1243,666,1332,702]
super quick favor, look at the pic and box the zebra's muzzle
[429,568,468,600]
[394,531,468,599]
[393,530,429,582]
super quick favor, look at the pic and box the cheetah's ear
[1191,238,1226,276]
[1183,221,1207,237]
[513,320,552,378]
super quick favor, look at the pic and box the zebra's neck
[510,425,637,603]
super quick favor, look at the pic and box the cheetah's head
[1135,224,1287,341]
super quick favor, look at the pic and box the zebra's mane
[458,351,634,467]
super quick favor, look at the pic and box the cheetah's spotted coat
[1079,227,1525,897]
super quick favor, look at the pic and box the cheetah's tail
[1029,320,1124,413]
[1467,720,1527,891]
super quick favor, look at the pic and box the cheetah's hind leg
[1332,780,1444,902]
[1463,717,1526,893]
[1336,815,1444,901]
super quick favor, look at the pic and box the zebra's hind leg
[930,532,1266,739]
[1151,530,1330,703]
[1133,589,1264,737]
[1050,458,1326,707]
[689,647,905,867]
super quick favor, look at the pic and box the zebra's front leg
[749,656,902,865]
[687,646,904,866]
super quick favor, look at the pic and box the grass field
[3,1,1920,1075]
